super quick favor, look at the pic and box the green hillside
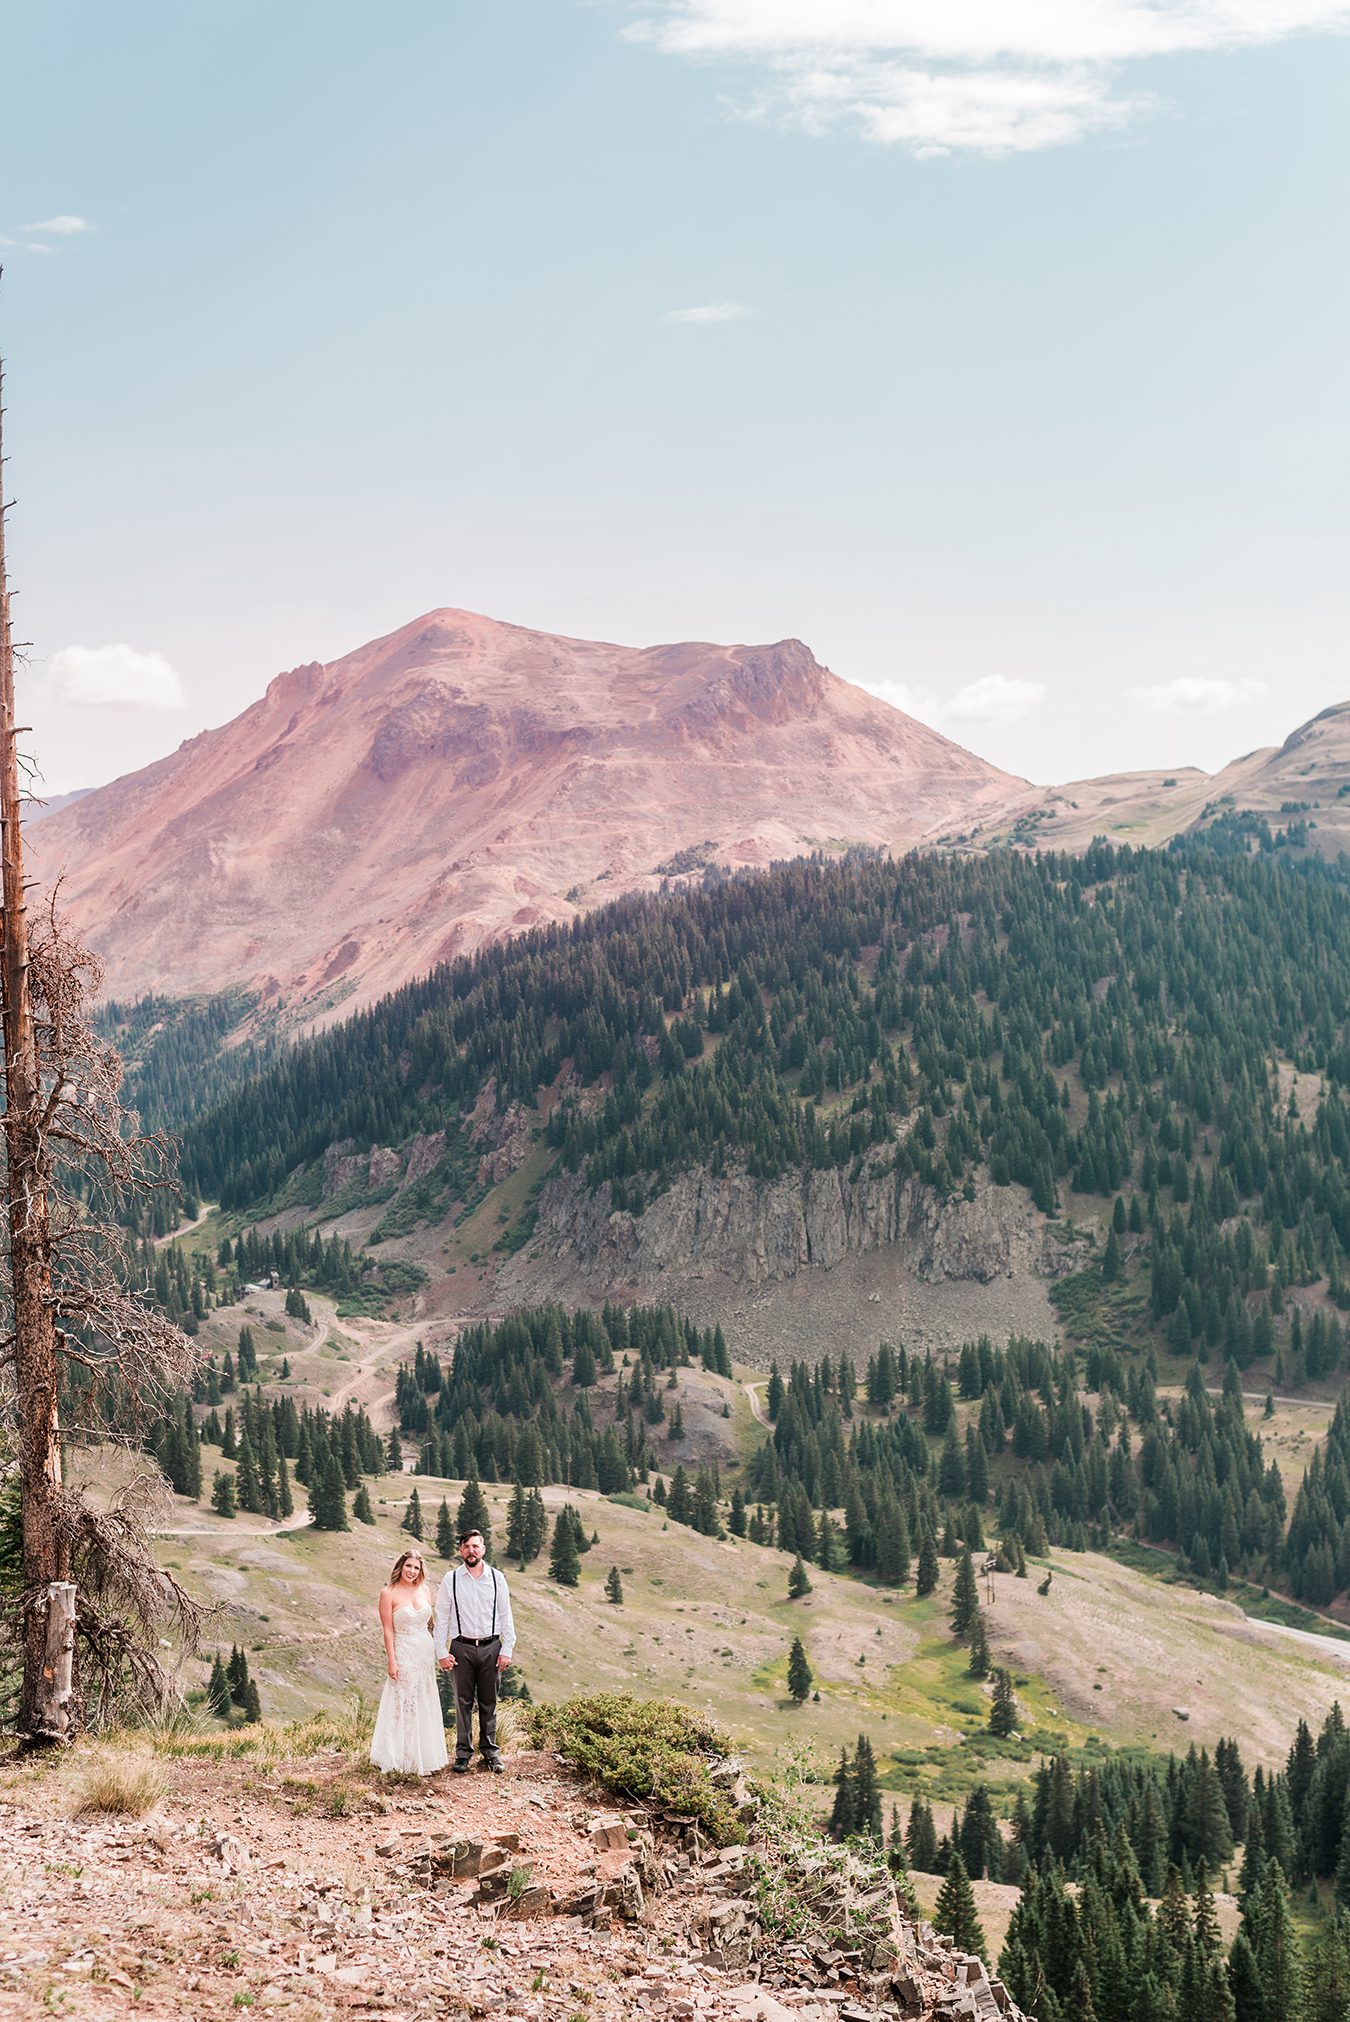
[153,844,1350,1371]
[115,841,1350,1619]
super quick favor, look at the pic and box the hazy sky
[3,1,1349,794]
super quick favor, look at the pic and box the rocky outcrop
[320,1129,446,1200]
[374,1760,1030,2021]
[469,1077,534,1185]
[681,1836,1029,2020]
[522,1157,1083,1295]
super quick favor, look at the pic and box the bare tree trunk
[0,350,73,1743]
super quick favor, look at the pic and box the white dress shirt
[433,1562,516,1660]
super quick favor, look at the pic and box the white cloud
[665,300,752,323]
[24,214,92,236]
[867,677,941,717]
[1128,674,1268,713]
[944,673,1047,723]
[629,1,1350,153]
[48,644,186,710]
[863,671,1046,724]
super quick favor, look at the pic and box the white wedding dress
[370,1600,449,1774]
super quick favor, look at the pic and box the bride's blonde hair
[389,1550,427,1586]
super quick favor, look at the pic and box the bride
[370,1549,449,1775]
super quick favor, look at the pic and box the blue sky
[3,0,1349,792]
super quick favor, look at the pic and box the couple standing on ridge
[369,1525,517,1776]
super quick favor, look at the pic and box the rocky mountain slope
[31,600,1350,1026]
[0,1712,1027,2022]
[29,609,1021,1022]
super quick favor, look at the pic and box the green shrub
[527,1693,746,1844]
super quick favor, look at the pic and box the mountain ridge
[32,606,1021,1021]
[33,602,1350,1021]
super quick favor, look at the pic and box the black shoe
[485,1756,505,1774]
[452,1759,471,1774]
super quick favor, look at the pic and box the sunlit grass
[69,1757,166,1817]
[150,1698,374,1763]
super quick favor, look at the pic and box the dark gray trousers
[451,1638,501,1760]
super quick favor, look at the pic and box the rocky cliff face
[516,1156,1082,1298]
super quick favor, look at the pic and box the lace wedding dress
[370,1600,449,1774]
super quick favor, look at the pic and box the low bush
[527,1692,745,1843]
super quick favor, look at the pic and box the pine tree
[950,1547,980,1639]
[525,1487,548,1562]
[207,1652,232,1717]
[852,1734,882,1841]
[957,1784,1002,1882]
[549,1510,581,1586]
[886,1805,915,1899]
[402,1487,424,1539]
[1245,1860,1302,2021]
[1305,1915,1350,2022]
[1184,1752,1235,1868]
[916,1526,939,1598]
[1226,1930,1264,2022]
[226,1644,249,1706]
[906,1797,939,1873]
[605,1565,624,1604]
[353,1483,375,1524]
[309,1454,350,1532]
[1103,1225,1122,1282]
[967,1612,991,1678]
[933,1852,986,1960]
[829,1747,857,1838]
[211,1471,237,1519]
[235,1432,263,1514]
[506,1479,529,1564]
[457,1474,492,1557]
[787,1636,813,1704]
[788,1554,813,1599]
[989,1669,1017,1737]
[436,1498,455,1558]
[667,1465,692,1525]
[242,1678,262,1724]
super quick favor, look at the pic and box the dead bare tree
[0,328,203,1743]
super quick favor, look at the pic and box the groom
[434,1526,517,1773]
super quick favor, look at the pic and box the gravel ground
[0,1740,784,2022]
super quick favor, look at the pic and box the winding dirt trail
[153,1509,314,1541]
[328,1308,497,1425]
[154,1201,215,1248]
[743,1379,770,1428]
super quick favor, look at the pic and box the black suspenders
[451,1567,499,1639]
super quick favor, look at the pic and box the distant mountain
[29,609,1022,1020]
[962,701,1350,856]
[30,602,1350,1021]
[26,786,93,823]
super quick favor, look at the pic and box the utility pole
[0,320,76,1742]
